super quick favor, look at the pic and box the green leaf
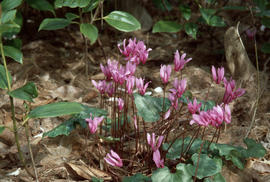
[200,8,216,24]
[253,0,268,11]
[261,43,270,54]
[0,126,5,135]
[65,13,79,21]
[1,10,17,24]
[6,38,22,49]
[104,11,141,32]
[3,46,23,64]
[0,23,20,34]
[2,11,23,37]
[153,0,172,11]
[208,16,226,27]
[205,173,226,182]
[82,0,99,13]
[80,23,98,45]
[151,166,183,182]
[134,93,170,122]
[28,102,84,118]
[26,0,55,15]
[91,177,104,182]
[187,154,222,179]
[197,100,215,111]
[176,163,193,182]
[123,173,151,182]
[244,138,266,158]
[55,0,91,8]
[152,20,182,33]
[8,82,38,102]
[0,64,12,89]
[179,5,191,21]
[1,0,23,11]
[262,17,270,28]
[184,23,198,39]
[43,117,78,137]
[38,18,71,31]
[43,105,107,137]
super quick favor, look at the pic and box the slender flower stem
[207,127,219,151]
[0,36,35,179]
[194,127,206,182]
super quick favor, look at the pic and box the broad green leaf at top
[123,173,151,182]
[0,64,12,89]
[55,0,91,8]
[80,23,98,44]
[1,0,23,12]
[38,18,71,31]
[152,20,182,33]
[3,45,23,64]
[1,10,17,24]
[82,0,99,13]
[104,11,141,32]
[28,102,84,118]
[26,0,55,15]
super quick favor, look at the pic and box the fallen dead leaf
[65,160,111,180]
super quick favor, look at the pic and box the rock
[224,22,256,82]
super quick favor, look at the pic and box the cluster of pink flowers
[190,104,231,127]
[118,38,152,65]
[211,66,245,104]
[147,133,165,168]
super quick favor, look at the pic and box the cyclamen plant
[86,38,264,181]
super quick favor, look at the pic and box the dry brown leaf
[65,161,111,180]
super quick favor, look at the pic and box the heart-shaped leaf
[151,166,184,182]
[123,173,151,182]
[134,93,170,122]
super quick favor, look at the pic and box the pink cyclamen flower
[246,28,256,40]
[168,92,178,110]
[209,105,224,127]
[85,114,104,134]
[174,50,192,72]
[164,108,171,120]
[100,63,112,80]
[105,82,114,97]
[223,78,245,104]
[118,98,124,111]
[153,150,164,168]
[136,77,151,96]
[224,104,231,124]
[190,111,211,126]
[160,65,172,84]
[92,80,106,94]
[147,133,164,151]
[126,76,135,95]
[211,66,224,84]
[170,78,187,98]
[104,150,123,167]
[126,61,136,76]
[188,98,202,114]
[118,38,152,65]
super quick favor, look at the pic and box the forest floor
[0,18,270,181]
